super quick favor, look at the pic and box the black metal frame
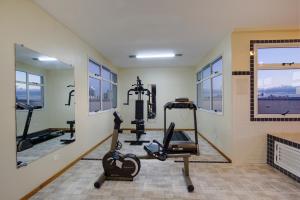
[164,100,199,154]
[123,76,156,145]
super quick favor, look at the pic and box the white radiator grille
[274,141,300,177]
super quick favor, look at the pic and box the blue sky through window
[258,47,300,64]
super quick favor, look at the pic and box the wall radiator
[274,141,300,177]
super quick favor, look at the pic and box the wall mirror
[147,84,156,119]
[15,44,75,168]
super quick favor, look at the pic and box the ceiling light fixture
[37,56,57,61]
[129,53,183,59]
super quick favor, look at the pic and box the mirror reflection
[15,44,75,168]
[147,84,156,119]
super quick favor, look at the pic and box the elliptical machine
[123,76,156,145]
[94,112,195,192]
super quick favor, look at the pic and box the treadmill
[16,102,64,152]
[164,98,199,155]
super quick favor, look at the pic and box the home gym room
[0,0,300,199]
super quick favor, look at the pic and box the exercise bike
[94,112,195,192]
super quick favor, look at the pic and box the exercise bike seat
[144,122,175,161]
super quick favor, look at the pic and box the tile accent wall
[232,71,251,75]
[267,134,300,183]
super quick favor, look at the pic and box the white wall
[231,29,300,164]
[194,35,233,159]
[119,67,196,129]
[194,29,300,164]
[46,68,75,129]
[0,1,118,199]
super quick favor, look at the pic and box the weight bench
[143,122,194,192]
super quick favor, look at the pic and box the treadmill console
[175,97,189,102]
[164,98,197,110]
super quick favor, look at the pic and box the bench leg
[182,157,194,192]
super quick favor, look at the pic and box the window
[102,67,112,110]
[196,57,223,113]
[255,45,300,117]
[112,72,118,109]
[257,47,300,65]
[88,59,118,113]
[198,79,211,110]
[16,71,44,107]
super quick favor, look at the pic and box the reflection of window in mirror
[15,44,75,168]
[16,71,44,107]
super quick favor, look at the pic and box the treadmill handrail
[163,100,199,155]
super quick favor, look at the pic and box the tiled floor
[31,161,300,200]
[30,132,300,200]
[83,131,228,162]
[18,133,73,166]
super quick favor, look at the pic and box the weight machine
[123,76,156,145]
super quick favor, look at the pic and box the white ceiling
[16,44,72,70]
[34,0,299,68]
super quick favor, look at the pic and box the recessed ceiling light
[129,53,183,59]
[36,56,57,61]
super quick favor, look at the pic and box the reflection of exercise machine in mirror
[61,85,75,144]
[147,84,156,119]
[15,44,75,168]
[16,102,63,152]
[123,76,157,145]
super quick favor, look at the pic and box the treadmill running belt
[171,131,190,141]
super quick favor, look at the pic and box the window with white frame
[111,72,118,109]
[88,59,117,113]
[196,57,223,113]
[16,71,44,107]
[254,45,300,117]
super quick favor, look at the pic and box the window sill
[88,108,117,116]
[16,108,44,112]
[198,108,223,116]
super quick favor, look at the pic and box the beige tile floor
[83,131,228,162]
[31,160,300,200]
[30,132,300,200]
[18,133,73,166]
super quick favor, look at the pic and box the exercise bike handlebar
[113,112,123,130]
